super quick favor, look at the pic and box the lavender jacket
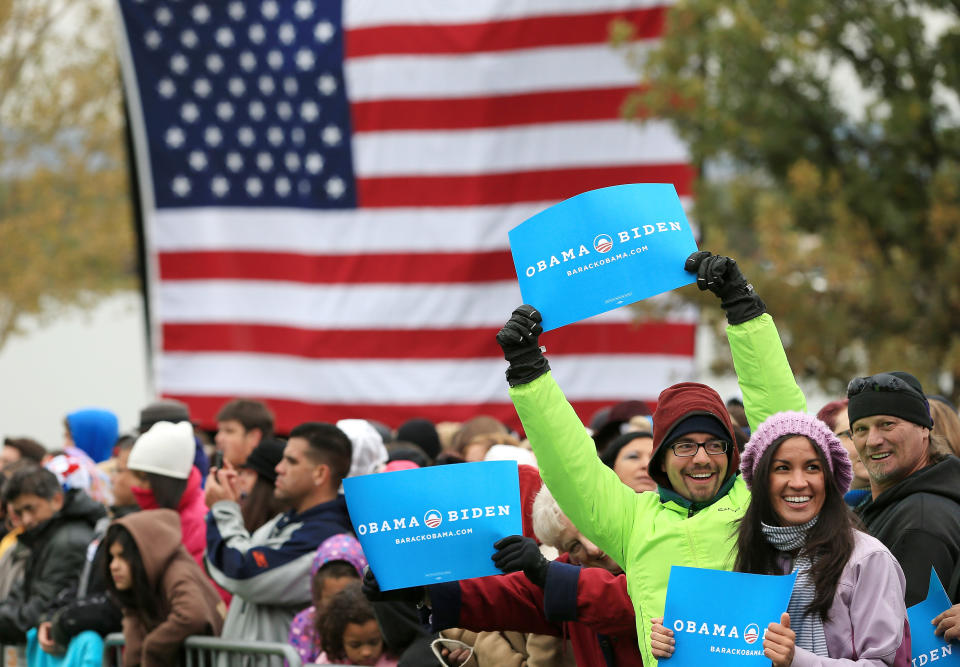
[785,530,911,667]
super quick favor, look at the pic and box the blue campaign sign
[508,183,698,331]
[907,568,960,665]
[342,461,522,590]
[661,566,798,666]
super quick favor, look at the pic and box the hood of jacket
[19,488,106,548]
[649,382,739,490]
[66,408,119,463]
[862,456,960,516]
[115,508,184,588]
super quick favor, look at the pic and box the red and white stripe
[148,0,696,431]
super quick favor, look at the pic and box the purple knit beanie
[740,411,853,494]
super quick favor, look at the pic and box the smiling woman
[650,411,913,666]
[738,413,909,665]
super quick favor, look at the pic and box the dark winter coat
[855,456,960,605]
[0,489,105,643]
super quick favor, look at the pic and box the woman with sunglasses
[651,411,910,666]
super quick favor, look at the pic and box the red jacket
[428,554,642,666]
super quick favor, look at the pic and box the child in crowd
[315,583,397,666]
[103,509,224,666]
[288,534,367,663]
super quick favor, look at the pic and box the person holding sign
[496,251,806,666]
[364,484,642,666]
[652,411,910,665]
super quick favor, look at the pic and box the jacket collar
[658,473,739,515]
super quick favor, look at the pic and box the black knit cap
[847,371,934,429]
[242,438,286,484]
[395,418,440,460]
[600,431,654,468]
[661,414,731,448]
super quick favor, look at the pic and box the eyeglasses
[668,439,729,457]
[835,429,852,440]
[847,373,924,401]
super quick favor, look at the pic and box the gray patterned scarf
[760,518,829,657]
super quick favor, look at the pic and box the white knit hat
[484,444,538,469]
[128,421,194,479]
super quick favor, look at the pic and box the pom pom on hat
[740,411,853,495]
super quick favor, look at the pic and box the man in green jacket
[496,252,806,666]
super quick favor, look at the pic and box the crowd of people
[3,250,960,666]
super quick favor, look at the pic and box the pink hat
[382,459,419,473]
[740,411,853,494]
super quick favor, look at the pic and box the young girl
[651,411,910,666]
[287,534,367,663]
[315,583,397,666]
[104,509,225,666]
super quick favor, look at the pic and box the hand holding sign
[650,617,675,658]
[496,306,550,388]
[906,568,960,665]
[934,604,960,642]
[685,251,766,325]
[491,535,549,587]
[360,566,424,606]
[762,613,795,667]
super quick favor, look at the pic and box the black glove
[492,535,550,588]
[361,566,426,606]
[496,305,551,387]
[685,251,766,325]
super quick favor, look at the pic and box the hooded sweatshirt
[113,509,224,667]
[856,456,960,605]
[131,467,231,603]
[509,313,806,666]
[66,409,119,464]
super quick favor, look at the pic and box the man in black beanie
[847,371,960,605]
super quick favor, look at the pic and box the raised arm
[498,306,638,566]
[686,251,806,427]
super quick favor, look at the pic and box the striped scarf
[760,518,830,657]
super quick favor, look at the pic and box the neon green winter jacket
[509,314,806,666]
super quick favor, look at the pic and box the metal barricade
[0,644,26,667]
[103,633,303,666]
[103,633,125,665]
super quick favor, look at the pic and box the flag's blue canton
[119,0,356,209]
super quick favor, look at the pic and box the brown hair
[734,436,855,621]
[930,399,960,457]
[241,476,285,532]
[216,399,275,439]
[2,438,46,464]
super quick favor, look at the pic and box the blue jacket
[205,496,353,648]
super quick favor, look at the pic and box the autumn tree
[617,0,960,404]
[0,0,134,350]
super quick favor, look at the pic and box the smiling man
[495,252,807,666]
[847,371,960,605]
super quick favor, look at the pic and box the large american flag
[115,0,696,432]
